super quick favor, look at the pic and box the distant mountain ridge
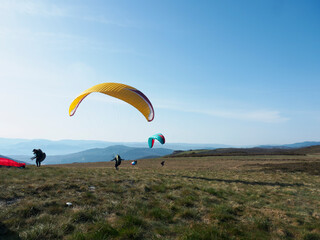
[0,138,116,155]
[258,141,320,149]
[2,137,320,165]
[2,137,320,156]
[9,145,174,165]
[0,137,229,156]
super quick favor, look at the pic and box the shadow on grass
[0,222,21,240]
[158,174,304,187]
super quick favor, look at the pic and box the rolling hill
[9,145,174,165]
[0,137,229,155]
[168,145,320,157]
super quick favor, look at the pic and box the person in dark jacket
[111,154,123,170]
[31,149,46,167]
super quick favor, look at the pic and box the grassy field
[1,155,320,240]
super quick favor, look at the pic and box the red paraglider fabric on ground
[0,157,26,168]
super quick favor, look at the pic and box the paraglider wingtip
[69,110,75,117]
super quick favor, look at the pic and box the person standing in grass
[111,154,123,170]
[31,149,46,167]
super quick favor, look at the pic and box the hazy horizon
[2,136,320,148]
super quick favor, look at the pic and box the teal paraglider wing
[148,133,165,148]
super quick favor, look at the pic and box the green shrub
[151,183,167,193]
[304,233,320,240]
[180,209,199,220]
[119,226,144,240]
[20,223,62,240]
[120,214,147,229]
[147,207,173,222]
[205,188,226,198]
[19,206,42,218]
[72,211,95,223]
[182,224,227,240]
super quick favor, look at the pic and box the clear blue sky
[0,0,319,145]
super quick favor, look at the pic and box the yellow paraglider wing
[69,83,154,122]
